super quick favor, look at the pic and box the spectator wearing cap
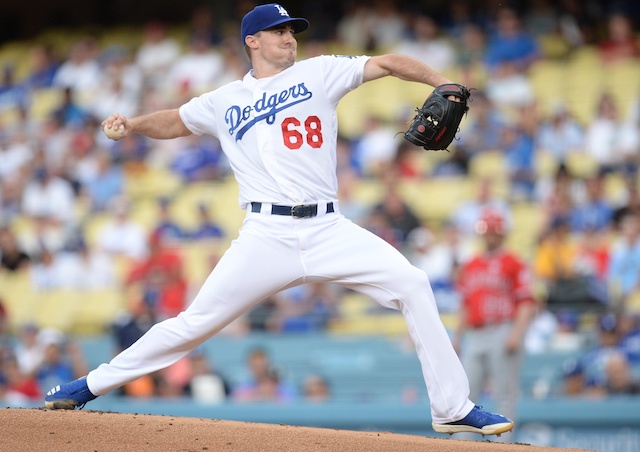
[552,308,586,351]
[573,313,624,395]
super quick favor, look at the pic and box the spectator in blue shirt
[0,65,29,113]
[569,172,614,233]
[189,203,224,240]
[170,135,226,183]
[53,87,91,128]
[82,151,124,212]
[456,91,505,155]
[574,313,623,392]
[23,44,60,90]
[152,197,187,243]
[35,334,86,395]
[503,107,537,202]
[485,7,540,73]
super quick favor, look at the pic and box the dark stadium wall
[0,0,236,42]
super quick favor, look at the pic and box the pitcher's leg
[362,265,474,423]
[88,291,245,395]
[304,217,473,422]
[88,218,304,395]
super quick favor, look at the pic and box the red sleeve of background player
[455,257,475,298]
[509,253,535,307]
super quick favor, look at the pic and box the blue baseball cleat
[432,405,514,436]
[45,376,98,410]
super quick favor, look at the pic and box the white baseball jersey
[179,55,369,208]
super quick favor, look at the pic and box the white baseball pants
[87,207,474,423]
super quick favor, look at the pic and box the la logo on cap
[275,4,289,16]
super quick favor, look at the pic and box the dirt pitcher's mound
[1,408,586,452]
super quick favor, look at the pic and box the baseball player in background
[454,210,535,427]
[45,3,514,436]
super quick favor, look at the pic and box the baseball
[103,123,125,139]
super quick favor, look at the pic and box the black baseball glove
[404,83,471,151]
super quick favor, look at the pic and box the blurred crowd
[0,0,640,405]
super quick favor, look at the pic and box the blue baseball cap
[241,4,309,44]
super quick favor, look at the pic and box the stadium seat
[123,166,182,200]
[469,150,507,179]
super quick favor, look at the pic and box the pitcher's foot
[432,406,514,437]
[44,376,97,410]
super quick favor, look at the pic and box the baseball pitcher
[46,3,513,437]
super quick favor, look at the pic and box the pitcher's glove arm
[403,83,471,151]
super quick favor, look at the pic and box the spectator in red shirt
[598,13,640,63]
[125,231,188,320]
[454,210,535,426]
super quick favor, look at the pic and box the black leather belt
[251,202,335,218]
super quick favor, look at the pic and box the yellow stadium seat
[469,150,507,179]
[535,150,558,178]
[507,202,544,260]
[29,88,63,120]
[402,178,476,222]
[565,152,599,178]
[124,166,182,200]
[0,271,40,331]
[72,288,127,335]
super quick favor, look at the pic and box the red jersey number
[281,116,323,150]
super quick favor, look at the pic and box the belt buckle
[291,204,308,218]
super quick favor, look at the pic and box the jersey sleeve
[320,55,370,106]
[179,91,219,137]
[511,256,535,304]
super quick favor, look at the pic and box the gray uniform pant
[461,322,522,422]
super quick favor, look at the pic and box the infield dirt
[0,408,589,452]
